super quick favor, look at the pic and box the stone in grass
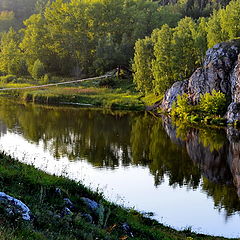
[63,198,75,210]
[61,207,73,217]
[0,192,32,221]
[122,222,134,237]
[80,197,100,212]
[80,197,105,226]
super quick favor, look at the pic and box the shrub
[171,94,195,119]
[31,59,45,80]
[98,77,116,88]
[171,90,227,123]
[199,90,227,116]
[40,74,50,84]
[0,75,17,83]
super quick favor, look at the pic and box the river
[0,98,240,238]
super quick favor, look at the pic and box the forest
[0,0,239,96]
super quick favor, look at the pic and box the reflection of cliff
[0,120,7,136]
[162,117,240,214]
[227,127,240,198]
[162,117,233,184]
[131,114,201,187]
[186,131,232,185]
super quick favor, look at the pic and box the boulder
[0,192,32,221]
[80,197,100,211]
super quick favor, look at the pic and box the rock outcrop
[161,39,240,122]
[161,80,188,112]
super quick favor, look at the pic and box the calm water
[0,99,240,237]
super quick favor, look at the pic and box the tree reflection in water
[0,99,240,216]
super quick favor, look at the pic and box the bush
[199,90,227,116]
[8,59,27,76]
[0,75,17,83]
[171,93,195,120]
[31,59,45,80]
[171,90,227,123]
[98,77,116,88]
[40,74,50,84]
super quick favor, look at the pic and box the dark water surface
[0,99,240,237]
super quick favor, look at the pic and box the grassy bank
[0,152,230,240]
[0,77,145,111]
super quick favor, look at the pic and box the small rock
[122,222,134,237]
[63,198,74,209]
[55,188,61,195]
[61,207,73,217]
[80,197,99,211]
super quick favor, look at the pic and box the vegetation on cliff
[171,90,228,125]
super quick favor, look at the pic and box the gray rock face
[161,80,188,112]
[188,43,239,103]
[226,102,240,123]
[230,55,240,102]
[161,39,240,122]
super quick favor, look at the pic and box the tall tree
[132,37,154,94]
[0,28,26,75]
[151,25,175,95]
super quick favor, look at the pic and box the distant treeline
[0,0,53,31]
[0,0,237,84]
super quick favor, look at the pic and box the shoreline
[0,152,232,240]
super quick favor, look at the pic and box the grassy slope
[0,78,145,111]
[0,152,230,240]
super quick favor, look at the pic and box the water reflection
[164,118,240,215]
[1,99,240,236]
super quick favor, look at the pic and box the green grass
[0,78,145,111]
[141,93,163,107]
[0,152,230,240]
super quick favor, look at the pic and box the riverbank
[0,152,231,240]
[0,77,145,111]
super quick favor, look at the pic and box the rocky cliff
[161,39,240,123]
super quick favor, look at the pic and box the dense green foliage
[133,0,240,95]
[0,0,239,108]
[1,0,183,78]
[31,59,45,80]
[0,0,236,81]
[0,0,52,32]
[171,90,227,124]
